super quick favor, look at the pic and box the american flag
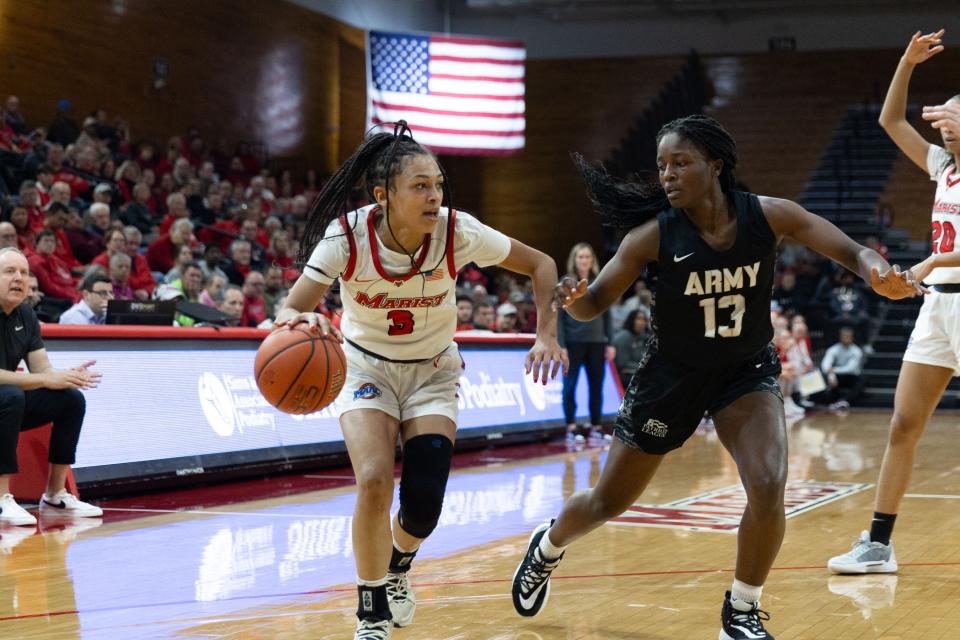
[366,30,526,155]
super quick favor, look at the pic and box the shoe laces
[518,547,562,595]
[356,618,391,639]
[386,572,410,603]
[730,606,770,634]
[850,533,883,553]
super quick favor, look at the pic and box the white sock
[357,575,388,587]
[538,527,566,560]
[730,579,763,612]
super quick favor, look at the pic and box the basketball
[254,326,347,414]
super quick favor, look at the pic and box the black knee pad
[397,434,454,539]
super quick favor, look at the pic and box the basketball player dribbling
[275,123,567,640]
[828,29,960,574]
[509,115,921,639]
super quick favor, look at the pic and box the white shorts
[903,291,960,376]
[337,341,463,423]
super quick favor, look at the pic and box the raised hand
[904,29,945,65]
[922,101,960,137]
[553,276,589,311]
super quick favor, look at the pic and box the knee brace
[397,434,454,539]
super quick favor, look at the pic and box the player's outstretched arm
[498,239,567,382]
[910,250,960,283]
[879,29,945,170]
[557,219,659,322]
[762,196,924,301]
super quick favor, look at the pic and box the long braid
[573,153,669,231]
[296,132,396,267]
[297,121,451,274]
[574,114,739,231]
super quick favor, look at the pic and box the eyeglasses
[90,289,114,298]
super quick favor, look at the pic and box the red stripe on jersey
[367,208,432,283]
[946,166,960,188]
[446,209,458,278]
[339,215,358,281]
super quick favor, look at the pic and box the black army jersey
[652,191,776,368]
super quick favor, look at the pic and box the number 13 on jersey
[699,294,745,338]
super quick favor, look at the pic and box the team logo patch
[353,383,383,400]
[641,418,668,437]
[610,480,871,533]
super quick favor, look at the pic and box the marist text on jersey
[354,290,450,309]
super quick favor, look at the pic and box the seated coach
[0,247,103,525]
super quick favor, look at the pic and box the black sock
[869,512,897,545]
[357,583,391,621]
[389,545,418,574]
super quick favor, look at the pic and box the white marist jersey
[926,145,960,284]
[305,205,511,360]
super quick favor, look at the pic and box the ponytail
[296,121,444,268]
[573,153,668,231]
[574,113,738,231]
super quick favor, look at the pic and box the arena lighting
[257,46,304,154]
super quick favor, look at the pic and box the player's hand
[553,276,589,310]
[274,312,344,342]
[903,29,945,65]
[870,265,927,300]
[922,101,960,137]
[525,336,568,384]
[909,254,938,284]
[604,345,616,362]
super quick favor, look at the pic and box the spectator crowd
[0,95,327,327]
[0,95,875,410]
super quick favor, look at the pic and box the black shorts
[613,342,783,455]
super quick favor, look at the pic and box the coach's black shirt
[653,191,776,368]
[0,303,44,372]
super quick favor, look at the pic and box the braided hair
[296,121,450,269]
[575,114,739,231]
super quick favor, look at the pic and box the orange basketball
[254,326,347,414]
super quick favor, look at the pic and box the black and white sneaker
[512,520,564,617]
[354,617,391,639]
[720,591,774,639]
[386,571,415,627]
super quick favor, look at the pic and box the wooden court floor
[2,410,959,639]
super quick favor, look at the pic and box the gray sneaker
[827,531,897,574]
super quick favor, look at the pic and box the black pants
[0,385,85,475]
[828,373,865,405]
[562,342,605,425]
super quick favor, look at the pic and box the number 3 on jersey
[699,294,745,338]
[387,310,415,336]
[932,221,956,254]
